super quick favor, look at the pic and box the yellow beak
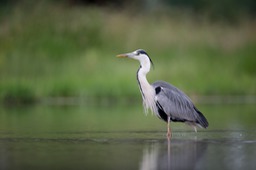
[116,54,128,58]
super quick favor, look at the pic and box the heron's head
[117,49,154,68]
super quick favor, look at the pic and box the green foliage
[0,2,255,104]
[237,43,256,75]
[0,84,36,105]
[49,82,78,97]
[165,0,256,19]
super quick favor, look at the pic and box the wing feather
[152,81,204,124]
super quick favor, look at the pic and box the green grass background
[0,2,255,104]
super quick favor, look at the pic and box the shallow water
[0,104,255,170]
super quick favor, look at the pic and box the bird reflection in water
[140,138,208,170]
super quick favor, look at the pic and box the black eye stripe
[135,49,154,68]
[136,49,147,55]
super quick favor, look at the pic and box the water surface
[0,104,255,170]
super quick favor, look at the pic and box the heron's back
[152,81,209,128]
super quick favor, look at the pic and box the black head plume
[135,49,154,69]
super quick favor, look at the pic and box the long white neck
[136,61,157,115]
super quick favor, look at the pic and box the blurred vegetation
[0,0,255,104]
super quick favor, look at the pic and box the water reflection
[0,104,256,169]
[140,139,208,170]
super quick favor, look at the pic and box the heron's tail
[194,106,209,128]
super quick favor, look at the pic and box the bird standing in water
[117,49,208,138]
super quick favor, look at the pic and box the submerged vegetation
[0,1,255,104]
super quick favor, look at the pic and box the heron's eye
[136,51,140,55]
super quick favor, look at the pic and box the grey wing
[152,81,208,128]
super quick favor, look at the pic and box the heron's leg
[167,116,171,138]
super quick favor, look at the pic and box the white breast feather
[139,77,157,115]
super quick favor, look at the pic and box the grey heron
[117,49,208,138]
